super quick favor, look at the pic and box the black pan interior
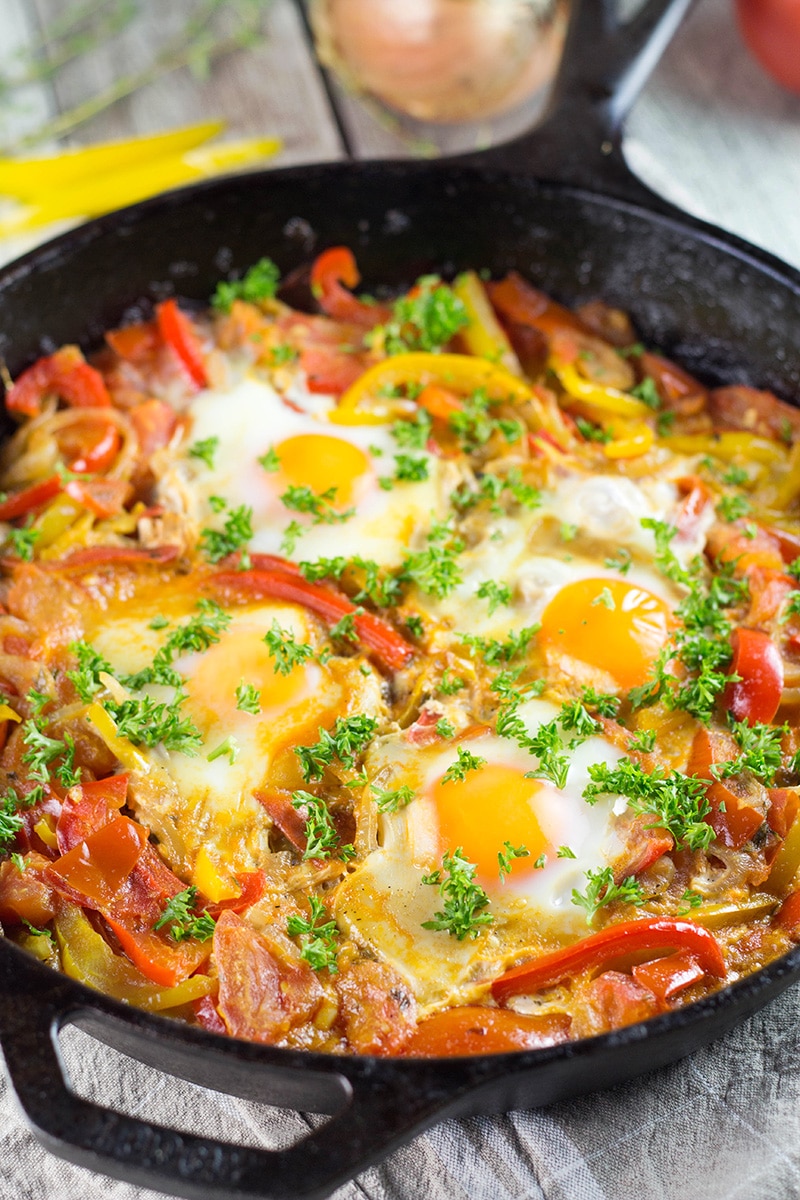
[1,161,798,405]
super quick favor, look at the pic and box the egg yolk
[182,626,312,732]
[274,433,370,507]
[539,576,671,691]
[430,763,550,885]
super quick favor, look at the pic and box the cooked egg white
[335,697,627,1014]
[171,373,450,567]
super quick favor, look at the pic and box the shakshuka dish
[0,248,799,1057]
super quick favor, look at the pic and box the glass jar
[308,0,570,126]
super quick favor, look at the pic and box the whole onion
[309,0,570,124]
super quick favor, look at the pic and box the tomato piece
[491,918,726,1003]
[762,524,800,566]
[155,298,208,389]
[210,567,415,671]
[105,320,160,362]
[310,246,390,328]
[253,788,308,852]
[488,272,582,339]
[724,627,784,725]
[580,971,659,1033]
[735,0,800,94]
[63,477,129,519]
[405,1007,572,1057]
[47,815,148,908]
[675,475,713,539]
[62,417,122,475]
[214,909,323,1042]
[0,475,62,521]
[776,889,800,936]
[0,853,57,926]
[208,869,268,916]
[767,788,800,839]
[631,950,705,1003]
[335,960,417,1055]
[6,346,111,416]
[416,384,463,421]
[638,352,706,413]
[746,567,795,627]
[193,993,227,1035]
[687,726,768,849]
[300,344,367,396]
[56,775,129,853]
[708,384,800,442]
[129,398,178,456]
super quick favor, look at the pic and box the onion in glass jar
[309,0,570,124]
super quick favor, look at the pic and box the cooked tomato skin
[735,0,800,94]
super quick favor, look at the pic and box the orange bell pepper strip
[404,1007,572,1057]
[155,298,208,389]
[6,346,111,416]
[631,950,705,1003]
[310,246,390,328]
[723,627,783,726]
[686,726,767,850]
[491,917,726,1003]
[210,567,415,671]
[64,417,122,474]
[47,816,149,909]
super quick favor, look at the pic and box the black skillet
[1,2,800,1197]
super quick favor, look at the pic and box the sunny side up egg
[85,578,382,888]
[335,698,627,1015]
[174,373,447,567]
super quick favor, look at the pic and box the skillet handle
[0,990,454,1200]
[467,0,697,210]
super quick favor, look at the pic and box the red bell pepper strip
[48,544,181,569]
[490,918,726,1004]
[404,1007,572,1057]
[64,477,129,519]
[631,950,705,1003]
[0,854,57,927]
[0,475,62,521]
[155,298,208,390]
[56,775,129,853]
[776,890,800,937]
[105,320,159,363]
[253,788,308,853]
[310,246,390,328]
[767,788,800,839]
[207,869,268,916]
[300,344,368,396]
[487,272,585,341]
[210,567,415,671]
[6,346,111,417]
[724,627,783,725]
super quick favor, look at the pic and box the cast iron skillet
[1,2,800,1197]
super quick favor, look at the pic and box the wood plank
[28,0,343,165]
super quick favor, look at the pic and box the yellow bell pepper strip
[54,902,214,1011]
[603,420,655,460]
[551,359,652,418]
[660,432,785,466]
[193,845,242,904]
[491,917,726,1003]
[690,894,778,930]
[0,136,282,234]
[0,120,225,199]
[85,703,149,772]
[330,352,534,426]
[452,271,522,376]
[765,815,800,896]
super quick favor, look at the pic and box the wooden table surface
[1,3,800,1200]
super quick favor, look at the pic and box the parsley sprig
[295,715,378,783]
[291,791,354,861]
[153,886,215,942]
[287,896,340,972]
[422,847,492,940]
[584,758,713,851]
[572,867,644,923]
[211,257,280,313]
[263,620,315,676]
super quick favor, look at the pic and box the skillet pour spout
[1,2,800,1198]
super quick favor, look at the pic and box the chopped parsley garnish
[291,790,354,861]
[258,446,281,472]
[235,681,261,714]
[571,866,644,922]
[188,436,219,468]
[476,579,512,614]
[287,896,340,972]
[371,783,415,813]
[581,688,621,718]
[630,376,662,409]
[557,845,577,859]
[6,526,39,562]
[440,745,487,785]
[436,717,455,738]
[711,717,786,786]
[377,276,468,356]
[460,624,538,665]
[207,736,239,764]
[391,453,430,484]
[199,503,254,566]
[21,720,80,785]
[328,611,360,645]
[392,409,432,450]
[679,888,704,914]
[400,518,464,599]
[575,416,612,443]
[716,493,750,522]
[721,464,749,487]
[448,387,523,452]
[104,695,204,756]
[126,600,232,689]
[281,483,354,525]
[422,847,492,940]
[295,715,378,782]
[640,517,690,586]
[656,410,676,436]
[439,669,466,696]
[0,787,39,851]
[263,620,315,676]
[628,728,657,754]
[211,257,280,313]
[605,548,632,575]
[592,586,615,610]
[583,758,713,851]
[497,841,529,880]
[154,886,216,942]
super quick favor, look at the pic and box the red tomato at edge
[735,0,800,94]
